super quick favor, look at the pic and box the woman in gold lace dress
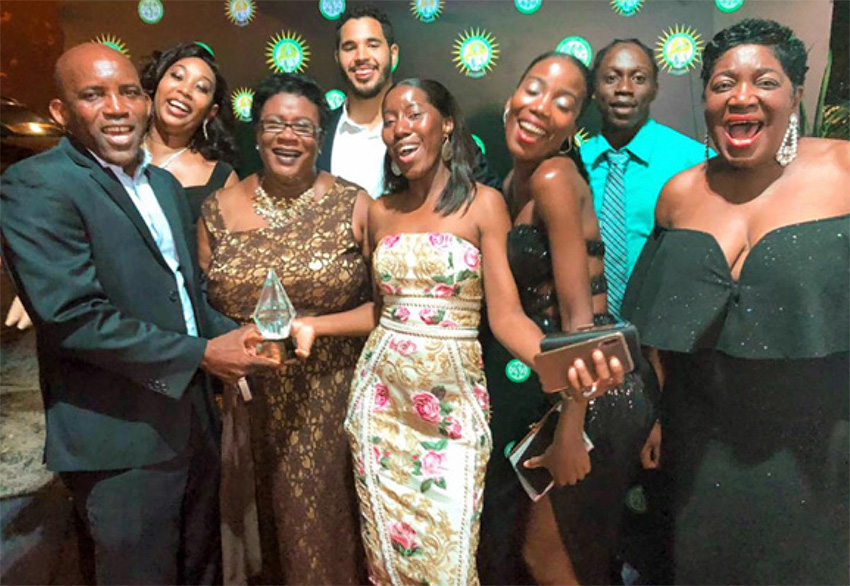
[197,73,371,585]
[294,79,625,586]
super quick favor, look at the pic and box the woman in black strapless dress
[478,53,656,585]
[623,19,849,585]
[141,42,239,224]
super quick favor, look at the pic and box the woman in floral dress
[293,79,624,586]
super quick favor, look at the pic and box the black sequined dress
[622,216,850,585]
[478,224,657,585]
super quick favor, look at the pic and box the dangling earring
[704,132,711,162]
[390,160,402,176]
[441,135,453,162]
[503,108,509,125]
[775,113,799,167]
[202,119,210,141]
[558,137,573,155]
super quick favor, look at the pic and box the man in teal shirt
[581,38,707,318]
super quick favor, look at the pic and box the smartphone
[533,331,634,394]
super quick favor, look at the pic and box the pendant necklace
[160,147,189,170]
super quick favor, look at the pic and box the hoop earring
[775,113,799,167]
[390,160,402,176]
[202,119,209,141]
[558,137,573,155]
[503,108,509,125]
[441,135,453,162]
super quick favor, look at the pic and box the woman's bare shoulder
[656,164,705,228]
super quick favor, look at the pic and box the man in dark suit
[0,43,278,585]
[318,4,498,196]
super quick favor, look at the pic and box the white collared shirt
[89,149,199,336]
[330,102,386,199]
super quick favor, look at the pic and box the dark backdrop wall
[6,0,836,179]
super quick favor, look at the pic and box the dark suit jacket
[317,106,501,190]
[0,138,229,472]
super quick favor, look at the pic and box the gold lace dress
[201,177,371,585]
[346,232,493,586]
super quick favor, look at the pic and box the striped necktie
[600,150,630,320]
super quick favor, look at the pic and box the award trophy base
[257,337,296,362]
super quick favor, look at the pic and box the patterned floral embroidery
[346,233,492,586]
[388,521,422,557]
[375,383,391,412]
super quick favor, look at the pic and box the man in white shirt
[317,5,397,198]
[318,5,497,196]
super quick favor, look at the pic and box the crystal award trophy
[252,268,297,360]
[236,269,297,403]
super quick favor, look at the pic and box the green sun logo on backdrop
[656,25,704,75]
[137,0,164,24]
[611,0,643,17]
[92,34,130,58]
[319,0,346,21]
[715,0,745,12]
[555,36,593,67]
[225,0,256,27]
[325,89,346,111]
[231,87,255,123]
[573,128,591,148]
[266,31,311,73]
[514,0,543,15]
[410,0,443,23]
[453,29,500,78]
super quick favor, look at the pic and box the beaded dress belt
[379,295,481,340]
[379,316,479,340]
[382,294,481,311]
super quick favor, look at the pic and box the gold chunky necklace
[252,178,317,229]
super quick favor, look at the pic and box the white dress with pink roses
[345,232,492,586]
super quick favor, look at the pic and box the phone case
[534,324,639,394]
[540,323,640,356]
[508,403,594,501]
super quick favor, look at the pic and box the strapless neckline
[665,213,849,284]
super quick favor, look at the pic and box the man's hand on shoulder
[201,324,282,384]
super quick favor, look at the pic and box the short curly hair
[701,18,808,90]
[335,4,395,50]
[141,42,237,164]
[250,73,331,134]
[590,38,658,88]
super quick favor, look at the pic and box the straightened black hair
[140,42,236,163]
[517,51,591,182]
[701,18,808,90]
[382,79,477,216]
[335,4,395,50]
[250,73,331,135]
[590,38,659,90]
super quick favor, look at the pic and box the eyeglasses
[259,119,319,138]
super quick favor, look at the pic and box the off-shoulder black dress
[621,215,850,585]
[478,224,657,585]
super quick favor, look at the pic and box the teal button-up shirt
[581,119,707,280]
